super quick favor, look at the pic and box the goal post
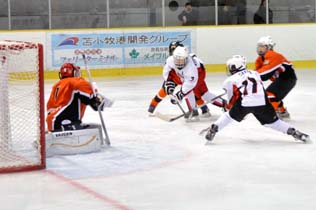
[0,40,45,173]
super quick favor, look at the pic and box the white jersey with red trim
[223,69,266,107]
[163,55,200,95]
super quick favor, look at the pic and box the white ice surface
[1,70,316,210]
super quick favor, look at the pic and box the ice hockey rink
[1,69,316,210]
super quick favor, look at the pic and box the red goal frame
[0,41,45,173]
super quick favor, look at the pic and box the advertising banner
[51,31,192,68]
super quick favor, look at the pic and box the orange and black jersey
[255,50,297,81]
[46,77,98,131]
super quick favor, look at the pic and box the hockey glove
[175,90,184,101]
[170,97,178,105]
[91,94,114,111]
[169,91,184,105]
[222,98,228,112]
[98,95,114,111]
[164,80,176,95]
[90,94,103,111]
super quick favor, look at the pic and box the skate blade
[148,113,155,117]
[201,113,212,118]
[185,117,200,123]
[295,135,313,144]
[205,140,212,145]
[199,127,210,135]
[303,136,313,144]
[277,112,290,120]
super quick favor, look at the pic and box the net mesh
[0,40,43,171]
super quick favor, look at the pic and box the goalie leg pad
[45,125,104,157]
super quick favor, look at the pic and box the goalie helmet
[226,55,246,75]
[169,41,184,56]
[173,46,188,70]
[59,63,80,79]
[257,36,276,55]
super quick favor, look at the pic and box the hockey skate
[205,124,218,142]
[276,105,290,119]
[276,109,290,119]
[184,109,199,122]
[200,105,211,118]
[287,128,312,143]
[148,105,156,116]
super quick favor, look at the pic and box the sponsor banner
[51,31,192,68]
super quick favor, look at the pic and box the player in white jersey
[148,41,213,117]
[202,55,310,143]
[163,46,225,120]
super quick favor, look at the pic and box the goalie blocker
[44,124,106,157]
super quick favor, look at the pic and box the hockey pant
[213,98,291,134]
[266,77,296,110]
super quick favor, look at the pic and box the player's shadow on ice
[240,138,310,146]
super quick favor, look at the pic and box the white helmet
[173,46,188,69]
[257,36,276,49]
[232,55,246,66]
[226,55,246,75]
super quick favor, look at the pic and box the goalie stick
[82,54,97,96]
[82,53,111,146]
[155,92,227,122]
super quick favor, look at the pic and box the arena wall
[0,24,315,79]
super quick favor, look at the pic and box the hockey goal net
[0,40,45,173]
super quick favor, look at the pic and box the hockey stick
[154,94,189,122]
[169,94,186,114]
[155,92,227,122]
[195,92,227,110]
[82,53,111,146]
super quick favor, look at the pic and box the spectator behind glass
[254,0,273,24]
[178,2,198,26]
[218,0,235,24]
[236,0,247,24]
[218,0,247,25]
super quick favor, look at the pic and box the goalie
[45,63,112,156]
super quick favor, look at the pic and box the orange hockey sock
[150,88,167,107]
[196,98,204,106]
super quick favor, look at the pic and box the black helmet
[169,41,184,56]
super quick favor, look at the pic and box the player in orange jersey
[255,36,297,119]
[46,63,107,132]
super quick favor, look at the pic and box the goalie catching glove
[164,80,176,95]
[91,93,114,111]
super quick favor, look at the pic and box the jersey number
[242,77,257,95]
[54,86,60,100]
